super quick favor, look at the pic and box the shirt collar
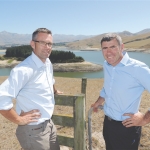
[120,51,130,66]
[31,52,50,68]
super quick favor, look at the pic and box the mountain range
[0,28,150,50]
[0,31,94,46]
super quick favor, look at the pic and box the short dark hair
[100,33,122,46]
[32,28,52,41]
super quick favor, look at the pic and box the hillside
[66,29,150,51]
[0,31,94,46]
[1,29,150,51]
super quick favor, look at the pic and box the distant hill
[1,29,150,51]
[0,31,31,46]
[53,34,94,43]
[66,28,150,50]
[135,29,150,35]
[0,31,94,46]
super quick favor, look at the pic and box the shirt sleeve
[50,61,55,85]
[135,63,150,92]
[53,78,55,85]
[0,67,31,110]
[100,87,106,98]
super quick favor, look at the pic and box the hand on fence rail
[91,96,105,112]
[88,105,103,119]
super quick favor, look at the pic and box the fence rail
[52,93,86,150]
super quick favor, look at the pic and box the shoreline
[0,59,103,72]
[53,46,150,53]
[124,48,150,53]
[1,47,150,52]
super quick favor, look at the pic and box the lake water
[0,50,150,78]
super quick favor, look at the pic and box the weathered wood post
[81,77,87,113]
[81,77,87,95]
[81,78,87,150]
[74,94,86,150]
[81,77,87,107]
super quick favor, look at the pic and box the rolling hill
[65,29,150,51]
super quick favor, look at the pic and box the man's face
[30,32,53,63]
[101,39,124,66]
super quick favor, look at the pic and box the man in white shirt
[0,28,62,150]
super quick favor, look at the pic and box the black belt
[105,115,122,122]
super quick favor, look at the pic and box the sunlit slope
[66,32,150,50]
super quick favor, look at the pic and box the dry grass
[0,76,150,149]
[66,32,150,50]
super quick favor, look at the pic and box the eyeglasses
[34,40,53,48]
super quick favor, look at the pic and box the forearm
[91,96,105,112]
[0,108,21,124]
[53,85,57,94]
[143,110,150,125]
[95,96,105,106]
[53,85,63,94]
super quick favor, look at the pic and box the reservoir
[0,50,150,78]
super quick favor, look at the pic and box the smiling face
[101,38,124,66]
[30,32,53,63]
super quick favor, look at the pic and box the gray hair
[32,28,52,41]
[100,33,123,46]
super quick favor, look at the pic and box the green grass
[7,58,14,63]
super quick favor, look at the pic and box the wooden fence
[52,78,87,150]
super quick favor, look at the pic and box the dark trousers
[103,116,141,150]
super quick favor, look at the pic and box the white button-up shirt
[0,52,55,125]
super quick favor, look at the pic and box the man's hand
[18,109,41,125]
[91,103,101,113]
[53,85,63,95]
[0,108,41,125]
[54,90,63,95]
[122,111,145,127]
[91,96,104,112]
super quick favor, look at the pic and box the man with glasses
[91,33,150,150]
[0,28,62,150]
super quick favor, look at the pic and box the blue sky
[0,0,150,35]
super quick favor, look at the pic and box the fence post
[81,78,87,95]
[81,78,87,109]
[74,94,86,150]
[81,78,87,150]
